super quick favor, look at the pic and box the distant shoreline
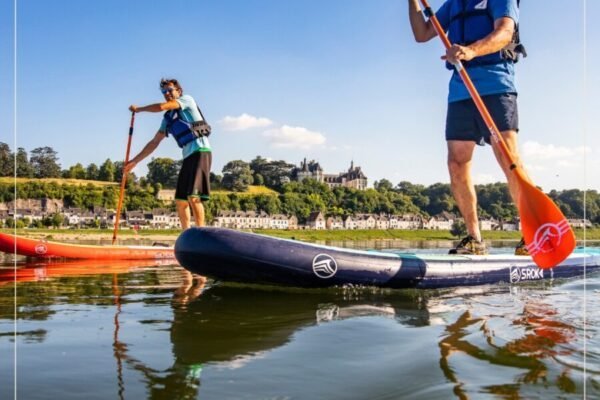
[2,228,599,243]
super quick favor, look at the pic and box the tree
[66,163,87,179]
[239,196,257,211]
[390,193,421,215]
[253,173,264,186]
[475,183,516,220]
[113,161,136,187]
[86,163,99,180]
[397,181,429,210]
[374,179,393,193]
[98,159,115,182]
[450,220,467,238]
[15,148,34,177]
[221,160,253,192]
[102,186,119,209]
[30,147,61,178]
[280,192,312,222]
[227,193,241,211]
[147,157,179,188]
[254,194,281,215]
[0,142,12,176]
[250,157,295,190]
[210,173,222,184]
[423,183,455,216]
[43,213,64,228]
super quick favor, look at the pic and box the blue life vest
[164,108,211,148]
[445,0,525,70]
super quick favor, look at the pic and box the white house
[326,216,344,230]
[307,211,326,230]
[354,214,376,230]
[343,215,356,230]
[374,214,390,230]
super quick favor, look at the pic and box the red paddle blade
[518,183,576,269]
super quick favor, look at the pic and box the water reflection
[0,258,171,285]
[0,258,598,399]
[438,304,577,398]
[140,285,427,399]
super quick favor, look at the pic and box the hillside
[0,177,117,187]
[213,185,278,196]
[0,177,278,195]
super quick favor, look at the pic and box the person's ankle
[469,234,482,242]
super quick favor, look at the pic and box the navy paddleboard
[175,227,599,289]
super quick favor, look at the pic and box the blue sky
[1,0,598,191]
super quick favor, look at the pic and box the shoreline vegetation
[2,228,599,243]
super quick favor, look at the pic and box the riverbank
[2,228,599,242]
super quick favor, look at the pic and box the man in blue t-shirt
[408,0,529,255]
[124,78,212,229]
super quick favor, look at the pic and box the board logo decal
[527,220,570,256]
[312,254,338,279]
[35,243,47,255]
[510,265,544,283]
[474,0,488,10]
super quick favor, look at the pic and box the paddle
[419,0,575,269]
[112,112,136,245]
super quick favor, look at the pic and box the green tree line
[1,143,599,225]
[3,177,599,225]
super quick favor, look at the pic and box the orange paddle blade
[518,181,576,269]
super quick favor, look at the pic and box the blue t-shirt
[436,0,519,103]
[159,94,211,159]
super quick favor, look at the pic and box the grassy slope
[0,177,117,186]
[1,177,278,195]
[212,185,278,196]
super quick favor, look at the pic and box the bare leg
[447,140,481,241]
[173,270,206,304]
[188,196,205,227]
[491,130,531,206]
[177,199,192,229]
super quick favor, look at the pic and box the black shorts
[175,151,212,201]
[445,92,519,145]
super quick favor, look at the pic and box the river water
[1,240,599,399]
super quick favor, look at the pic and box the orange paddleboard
[0,233,174,260]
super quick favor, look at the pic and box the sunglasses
[160,87,177,94]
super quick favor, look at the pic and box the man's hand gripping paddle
[419,0,575,268]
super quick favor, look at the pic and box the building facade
[293,159,368,190]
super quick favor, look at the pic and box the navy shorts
[175,151,212,201]
[445,92,519,145]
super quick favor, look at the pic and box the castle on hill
[293,158,367,190]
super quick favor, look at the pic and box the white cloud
[523,163,546,172]
[473,173,499,184]
[520,141,591,175]
[219,113,273,131]
[521,141,590,161]
[263,125,326,149]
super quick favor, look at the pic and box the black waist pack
[192,120,211,137]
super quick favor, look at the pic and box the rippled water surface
[1,242,599,399]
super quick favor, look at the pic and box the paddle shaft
[112,112,135,245]
[420,0,521,176]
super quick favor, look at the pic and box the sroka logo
[34,243,47,255]
[527,220,570,256]
[510,266,544,283]
[312,254,337,279]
